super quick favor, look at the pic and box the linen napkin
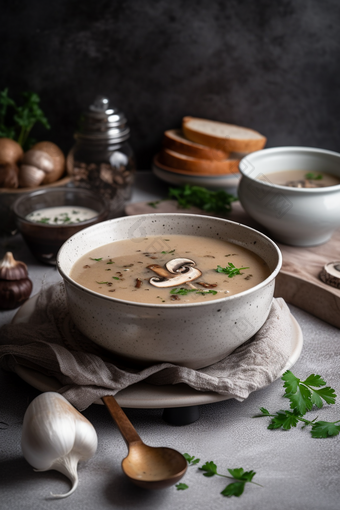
[0,282,295,410]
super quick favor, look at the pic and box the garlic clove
[0,252,32,309]
[21,392,98,499]
[18,164,45,187]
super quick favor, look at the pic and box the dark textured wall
[1,0,340,168]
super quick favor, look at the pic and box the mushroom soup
[70,235,270,304]
[258,169,340,188]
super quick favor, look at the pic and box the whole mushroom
[0,138,24,166]
[31,141,65,184]
[19,149,55,187]
[0,138,23,188]
[18,142,66,188]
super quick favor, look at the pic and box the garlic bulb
[0,252,32,309]
[21,392,98,498]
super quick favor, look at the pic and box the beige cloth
[0,282,294,410]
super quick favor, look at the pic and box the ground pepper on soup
[70,235,270,304]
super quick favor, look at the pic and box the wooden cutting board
[125,201,340,329]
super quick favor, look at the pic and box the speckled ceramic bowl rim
[57,213,282,309]
[239,146,340,192]
[13,187,109,228]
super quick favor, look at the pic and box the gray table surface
[1,172,340,510]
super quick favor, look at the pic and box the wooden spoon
[102,395,188,489]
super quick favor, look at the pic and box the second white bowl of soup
[238,146,340,246]
[57,213,282,369]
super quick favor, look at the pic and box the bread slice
[158,148,241,175]
[163,129,228,161]
[182,117,266,153]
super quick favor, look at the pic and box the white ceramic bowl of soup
[238,146,340,247]
[57,213,282,370]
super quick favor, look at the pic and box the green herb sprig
[175,483,189,490]
[175,454,201,490]
[177,454,260,497]
[147,200,162,208]
[254,408,340,438]
[282,371,336,414]
[170,288,217,296]
[254,370,339,438]
[216,263,249,277]
[168,185,237,214]
[200,461,261,497]
[0,88,50,149]
[183,453,200,466]
[305,172,323,180]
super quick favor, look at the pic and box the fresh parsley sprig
[183,453,200,465]
[254,408,340,438]
[147,184,237,214]
[177,455,260,497]
[175,483,189,490]
[168,184,237,214]
[216,262,249,277]
[170,288,218,296]
[200,461,261,497]
[14,92,50,148]
[147,200,162,208]
[255,370,339,438]
[282,370,336,415]
[0,88,50,149]
[175,454,200,490]
[305,172,323,180]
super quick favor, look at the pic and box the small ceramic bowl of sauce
[238,146,340,246]
[13,187,109,264]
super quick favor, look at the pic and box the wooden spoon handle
[102,395,142,447]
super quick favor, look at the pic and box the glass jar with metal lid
[67,96,136,216]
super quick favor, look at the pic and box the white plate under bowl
[152,160,240,191]
[12,293,303,408]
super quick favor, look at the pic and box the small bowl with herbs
[0,88,72,233]
[238,146,340,247]
[13,187,109,264]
